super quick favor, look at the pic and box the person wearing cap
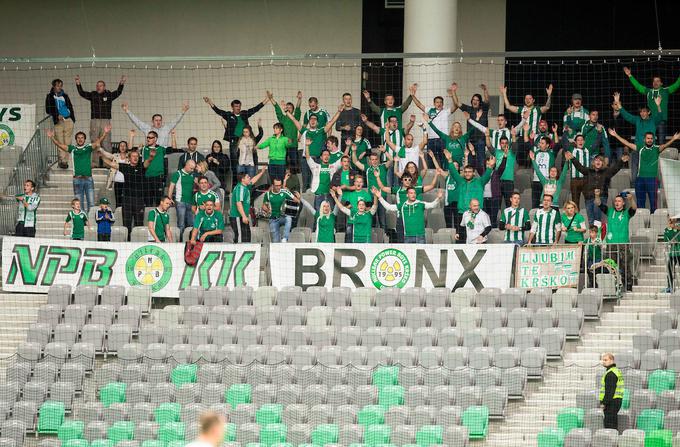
[95,197,115,241]
[564,93,589,140]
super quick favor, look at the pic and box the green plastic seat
[372,366,399,388]
[226,383,252,409]
[312,424,339,446]
[224,422,237,442]
[107,421,135,443]
[256,404,284,424]
[378,385,404,408]
[648,370,676,394]
[260,423,287,447]
[64,440,89,447]
[645,429,673,447]
[159,422,186,443]
[637,409,665,433]
[415,425,443,447]
[37,400,66,434]
[141,441,165,447]
[99,382,127,407]
[358,405,386,426]
[171,363,198,386]
[364,425,391,446]
[155,402,182,424]
[462,406,489,440]
[622,388,631,410]
[90,440,113,447]
[58,420,85,441]
[556,407,584,433]
[537,427,565,447]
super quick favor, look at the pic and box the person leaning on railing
[664,217,680,293]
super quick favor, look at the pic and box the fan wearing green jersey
[362,114,416,185]
[303,96,331,127]
[426,151,459,230]
[608,128,680,213]
[190,200,224,244]
[563,93,589,140]
[230,167,267,243]
[664,218,680,293]
[262,178,299,243]
[268,90,302,154]
[445,150,496,217]
[595,189,637,290]
[147,196,173,243]
[346,125,372,171]
[410,83,456,168]
[15,179,40,238]
[526,128,561,208]
[578,110,611,160]
[352,146,393,229]
[331,189,378,243]
[561,200,587,244]
[498,191,530,245]
[362,83,416,129]
[530,149,570,207]
[624,66,680,144]
[387,128,428,181]
[562,133,592,208]
[376,187,443,244]
[299,195,339,243]
[500,83,553,137]
[64,198,90,240]
[168,159,197,241]
[422,111,478,166]
[527,194,562,246]
[256,122,292,181]
[193,176,221,214]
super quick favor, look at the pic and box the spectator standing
[262,178,298,243]
[168,160,197,241]
[123,101,189,147]
[453,83,491,167]
[563,93,589,139]
[45,79,76,169]
[236,124,264,179]
[363,84,415,129]
[100,130,134,207]
[230,168,267,243]
[195,161,221,192]
[459,198,492,244]
[336,93,362,151]
[352,147,392,229]
[499,191,530,245]
[193,176,221,213]
[15,179,40,238]
[561,200,587,244]
[191,200,224,243]
[411,84,455,167]
[147,196,173,243]
[95,198,115,241]
[64,199,89,240]
[113,150,153,239]
[299,195,339,243]
[257,123,292,181]
[664,218,680,293]
[500,84,553,138]
[595,190,637,290]
[206,140,230,188]
[270,91,302,168]
[530,150,570,207]
[332,189,378,243]
[377,187,443,244]
[527,194,562,246]
[177,137,205,170]
[303,96,331,127]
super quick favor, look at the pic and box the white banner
[515,245,581,289]
[661,158,680,219]
[1,237,260,297]
[269,243,515,290]
[0,104,35,149]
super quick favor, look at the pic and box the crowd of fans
[10,68,680,284]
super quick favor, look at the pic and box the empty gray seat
[477,288,500,309]
[101,285,126,309]
[481,307,507,330]
[501,367,527,397]
[633,329,659,352]
[207,306,231,328]
[419,346,443,368]
[489,327,514,349]
[375,288,400,310]
[13,401,37,431]
[81,324,106,352]
[54,323,78,347]
[439,327,462,348]
[432,308,454,329]
[578,288,603,318]
[37,304,61,328]
[73,285,98,311]
[660,329,680,353]
[43,342,68,366]
[413,327,437,348]
[469,347,494,369]
[584,408,604,431]
[179,286,204,307]
[27,323,51,347]
[515,327,541,350]
[443,425,469,447]
[631,389,656,415]
[22,382,47,405]
[508,308,532,329]
[482,385,508,417]
[427,288,450,308]
[520,347,546,377]
[640,349,667,370]
[576,390,601,410]
[500,288,526,310]
[592,428,619,447]
[659,391,680,413]
[542,327,566,358]
[534,307,558,330]
[443,346,468,368]
[462,327,488,348]
[565,428,593,447]
[652,309,678,332]
[47,284,72,310]
[107,324,132,353]
[91,305,115,328]
[526,288,552,310]
[559,308,585,337]
[49,381,75,410]
[282,306,306,326]
[126,382,150,404]
[495,347,521,368]
[616,349,641,370]
[619,429,645,447]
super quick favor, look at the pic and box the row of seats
[48,285,151,313]
[616,347,680,372]
[37,305,142,330]
[539,427,665,447]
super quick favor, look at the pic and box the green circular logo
[125,245,172,292]
[370,248,411,289]
[0,124,15,149]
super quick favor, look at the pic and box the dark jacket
[331,169,358,189]
[210,102,265,142]
[117,162,147,201]
[77,83,124,119]
[177,151,206,171]
[45,90,75,125]
[206,151,230,185]
[571,157,623,200]
[336,107,362,143]
[601,364,621,405]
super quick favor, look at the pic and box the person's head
[184,159,196,174]
[151,114,163,128]
[592,155,605,170]
[211,140,223,154]
[614,195,626,211]
[231,99,242,114]
[574,134,584,148]
[564,200,577,216]
[405,161,418,179]
[601,353,615,368]
[196,160,208,174]
[539,136,551,152]
[400,175,413,187]
[197,175,210,192]
[308,114,318,129]
[549,166,559,180]
[471,93,482,108]
[640,106,651,119]
[589,225,599,240]
[271,178,282,193]
[24,179,35,194]
[404,134,414,147]
[320,149,330,164]
[469,198,481,213]
[308,97,319,110]
[75,132,87,146]
[119,141,129,154]
[589,110,599,123]
[463,165,475,181]
[51,79,63,94]
[357,199,368,212]
[499,136,510,152]
[450,121,462,138]
[538,119,548,133]
[342,93,352,108]
[327,136,339,151]
[197,411,226,446]
[146,131,158,146]
[354,124,364,138]
[238,172,252,185]
[187,137,198,152]
[353,175,364,189]
[510,191,520,207]
[341,155,350,170]
[644,131,655,146]
[524,93,535,107]
[241,126,253,140]
[273,123,284,136]
[99,197,110,209]
[285,102,295,114]
[384,94,395,107]
[433,96,444,109]
[406,187,417,201]
[387,116,398,131]
[542,194,553,209]
[652,76,663,89]
[71,198,80,211]
[129,150,140,165]
[320,200,331,216]
[95,80,106,94]
[204,200,215,214]
[496,114,507,129]
[571,93,583,108]
[368,152,380,167]
[159,196,172,212]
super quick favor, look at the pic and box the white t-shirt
[460,209,491,243]
[397,145,421,172]
[426,107,451,139]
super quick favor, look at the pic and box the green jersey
[142,145,167,178]
[391,185,424,217]
[68,144,94,177]
[345,189,373,211]
[367,163,388,198]
[273,103,301,148]
[619,107,661,145]
[531,208,561,244]
[148,208,170,241]
[350,210,374,243]
[580,121,610,158]
[444,163,458,206]
[234,115,246,138]
[170,169,195,204]
[533,159,569,203]
[489,127,512,151]
[380,106,404,128]
[15,193,40,227]
[328,150,344,165]
[585,237,603,263]
[606,207,631,244]
[194,190,220,208]
[66,210,88,240]
[517,105,542,137]
[532,149,557,182]
[665,228,680,257]
[568,147,590,179]
[379,127,406,161]
[315,212,336,243]
[351,138,371,170]
[230,183,251,218]
[263,189,294,218]
[563,106,589,138]
[338,169,353,187]
[494,149,516,181]
[429,122,471,165]
[303,108,330,127]
[500,206,528,242]
[637,144,660,178]
[301,128,327,158]
[194,209,225,238]
[257,135,289,164]
[629,74,680,122]
[398,201,430,237]
[562,212,586,243]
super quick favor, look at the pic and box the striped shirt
[379,128,406,162]
[500,206,528,242]
[489,128,512,151]
[517,106,542,136]
[569,148,590,179]
[531,208,561,244]
[16,193,40,227]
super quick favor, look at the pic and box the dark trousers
[604,244,634,290]
[145,176,165,207]
[15,223,35,238]
[657,120,667,145]
[114,182,124,209]
[484,197,501,226]
[635,177,658,212]
[98,233,111,241]
[603,398,622,430]
[302,156,312,192]
[444,202,459,229]
[230,216,251,243]
[269,164,285,182]
[287,147,300,172]
[532,181,543,209]
[500,180,515,208]
[571,177,586,208]
[229,140,239,188]
[203,234,224,243]
[427,138,445,168]
[123,200,146,240]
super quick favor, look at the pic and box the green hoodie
[448,167,493,214]
[273,103,301,148]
